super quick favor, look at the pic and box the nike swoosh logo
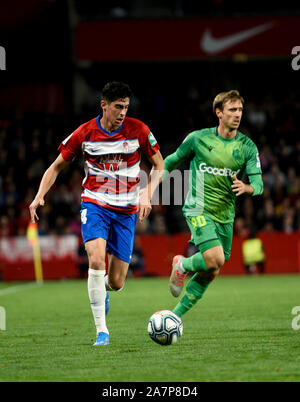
[201,22,275,54]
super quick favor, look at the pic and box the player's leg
[85,238,109,345]
[173,246,224,317]
[104,210,137,291]
[171,218,232,317]
[106,253,129,290]
[81,202,111,345]
[169,250,212,296]
[170,215,220,296]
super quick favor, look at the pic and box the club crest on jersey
[123,141,129,153]
[232,149,242,160]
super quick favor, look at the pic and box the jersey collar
[96,114,124,136]
[215,126,239,142]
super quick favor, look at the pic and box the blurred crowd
[73,0,300,19]
[0,82,299,241]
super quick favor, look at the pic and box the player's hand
[29,197,45,223]
[137,188,152,223]
[231,174,246,196]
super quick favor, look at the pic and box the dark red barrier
[258,232,300,274]
[0,236,80,281]
[0,233,299,280]
[140,232,300,276]
[1,259,80,281]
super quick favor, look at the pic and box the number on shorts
[81,208,87,224]
[191,215,207,228]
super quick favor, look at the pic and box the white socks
[88,269,108,334]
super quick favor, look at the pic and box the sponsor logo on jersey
[97,154,125,172]
[199,162,240,177]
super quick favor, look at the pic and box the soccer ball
[147,310,183,345]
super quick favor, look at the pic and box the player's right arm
[29,154,70,223]
[161,132,195,182]
[30,124,84,223]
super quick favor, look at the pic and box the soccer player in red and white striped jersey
[29,82,164,346]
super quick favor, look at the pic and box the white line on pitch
[0,282,43,296]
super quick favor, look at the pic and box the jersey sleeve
[138,123,160,158]
[245,141,262,175]
[245,141,264,196]
[249,174,264,196]
[164,132,195,173]
[58,126,83,162]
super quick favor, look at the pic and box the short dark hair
[101,81,133,103]
[213,90,244,114]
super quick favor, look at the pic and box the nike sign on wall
[200,22,275,54]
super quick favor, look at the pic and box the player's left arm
[138,150,164,222]
[231,173,263,196]
[231,143,264,197]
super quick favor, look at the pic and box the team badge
[123,141,129,153]
[232,149,241,160]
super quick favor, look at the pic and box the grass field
[0,275,300,382]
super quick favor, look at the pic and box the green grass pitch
[0,275,300,382]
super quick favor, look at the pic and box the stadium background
[0,0,300,280]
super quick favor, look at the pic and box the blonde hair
[213,90,244,114]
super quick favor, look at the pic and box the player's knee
[205,255,224,271]
[108,277,124,291]
[88,254,106,270]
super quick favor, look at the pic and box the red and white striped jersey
[58,115,160,214]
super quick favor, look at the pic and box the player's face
[218,99,243,130]
[102,97,130,129]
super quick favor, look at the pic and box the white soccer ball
[147,310,183,345]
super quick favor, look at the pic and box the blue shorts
[80,201,137,263]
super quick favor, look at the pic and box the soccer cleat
[169,255,187,297]
[93,332,109,346]
[105,291,110,315]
